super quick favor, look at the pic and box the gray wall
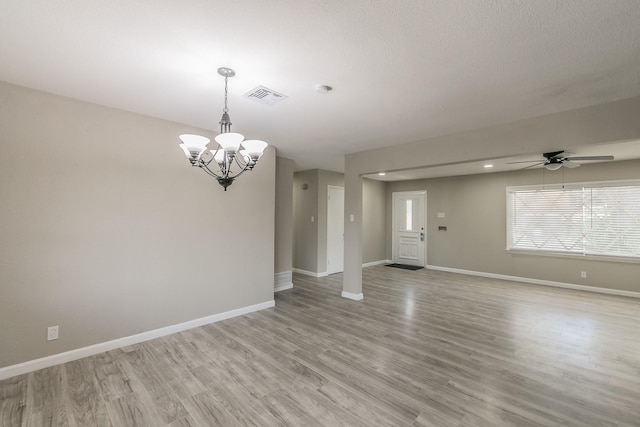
[274,157,294,275]
[293,171,388,273]
[344,96,640,295]
[293,170,318,272]
[293,169,343,274]
[362,178,387,264]
[0,81,276,368]
[386,159,640,292]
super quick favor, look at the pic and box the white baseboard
[427,265,640,299]
[341,291,364,301]
[293,268,328,278]
[362,259,392,268]
[274,271,293,292]
[294,261,391,276]
[0,300,275,381]
[274,283,293,292]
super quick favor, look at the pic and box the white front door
[327,186,344,274]
[392,191,426,267]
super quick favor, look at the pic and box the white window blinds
[507,181,640,259]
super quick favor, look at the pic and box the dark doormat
[385,263,424,271]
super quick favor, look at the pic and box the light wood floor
[2,266,640,426]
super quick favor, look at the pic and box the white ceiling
[2,1,640,173]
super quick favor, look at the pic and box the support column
[342,166,363,300]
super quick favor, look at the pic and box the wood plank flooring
[2,266,640,426]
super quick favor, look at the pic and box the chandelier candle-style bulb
[177,67,269,191]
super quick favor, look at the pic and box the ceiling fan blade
[519,162,545,170]
[506,159,544,164]
[562,160,580,168]
[565,155,614,161]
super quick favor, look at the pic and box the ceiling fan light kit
[544,162,563,170]
[178,67,268,191]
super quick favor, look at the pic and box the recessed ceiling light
[378,172,386,176]
[484,164,494,168]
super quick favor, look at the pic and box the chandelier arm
[212,145,222,156]
[199,164,223,179]
[197,155,218,170]
[239,155,257,171]
[221,158,230,177]
[199,157,214,167]
[207,145,231,172]
[224,165,251,180]
[204,146,229,176]
[233,154,248,169]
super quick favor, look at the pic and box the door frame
[391,190,427,266]
[326,185,345,274]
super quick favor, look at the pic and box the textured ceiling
[1,1,640,172]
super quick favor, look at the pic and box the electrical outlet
[47,325,59,341]
[581,271,587,279]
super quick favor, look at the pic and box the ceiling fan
[507,150,614,170]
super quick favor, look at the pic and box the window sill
[505,249,640,264]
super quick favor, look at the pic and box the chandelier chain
[223,76,229,113]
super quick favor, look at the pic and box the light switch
[349,214,355,222]
[311,216,315,223]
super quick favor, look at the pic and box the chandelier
[179,67,268,190]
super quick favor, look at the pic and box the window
[405,199,413,230]
[507,181,640,260]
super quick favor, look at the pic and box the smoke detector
[315,84,333,94]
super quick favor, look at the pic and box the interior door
[392,191,426,266]
[327,186,344,274]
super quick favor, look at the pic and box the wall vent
[243,86,288,106]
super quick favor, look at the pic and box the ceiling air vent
[243,86,288,106]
